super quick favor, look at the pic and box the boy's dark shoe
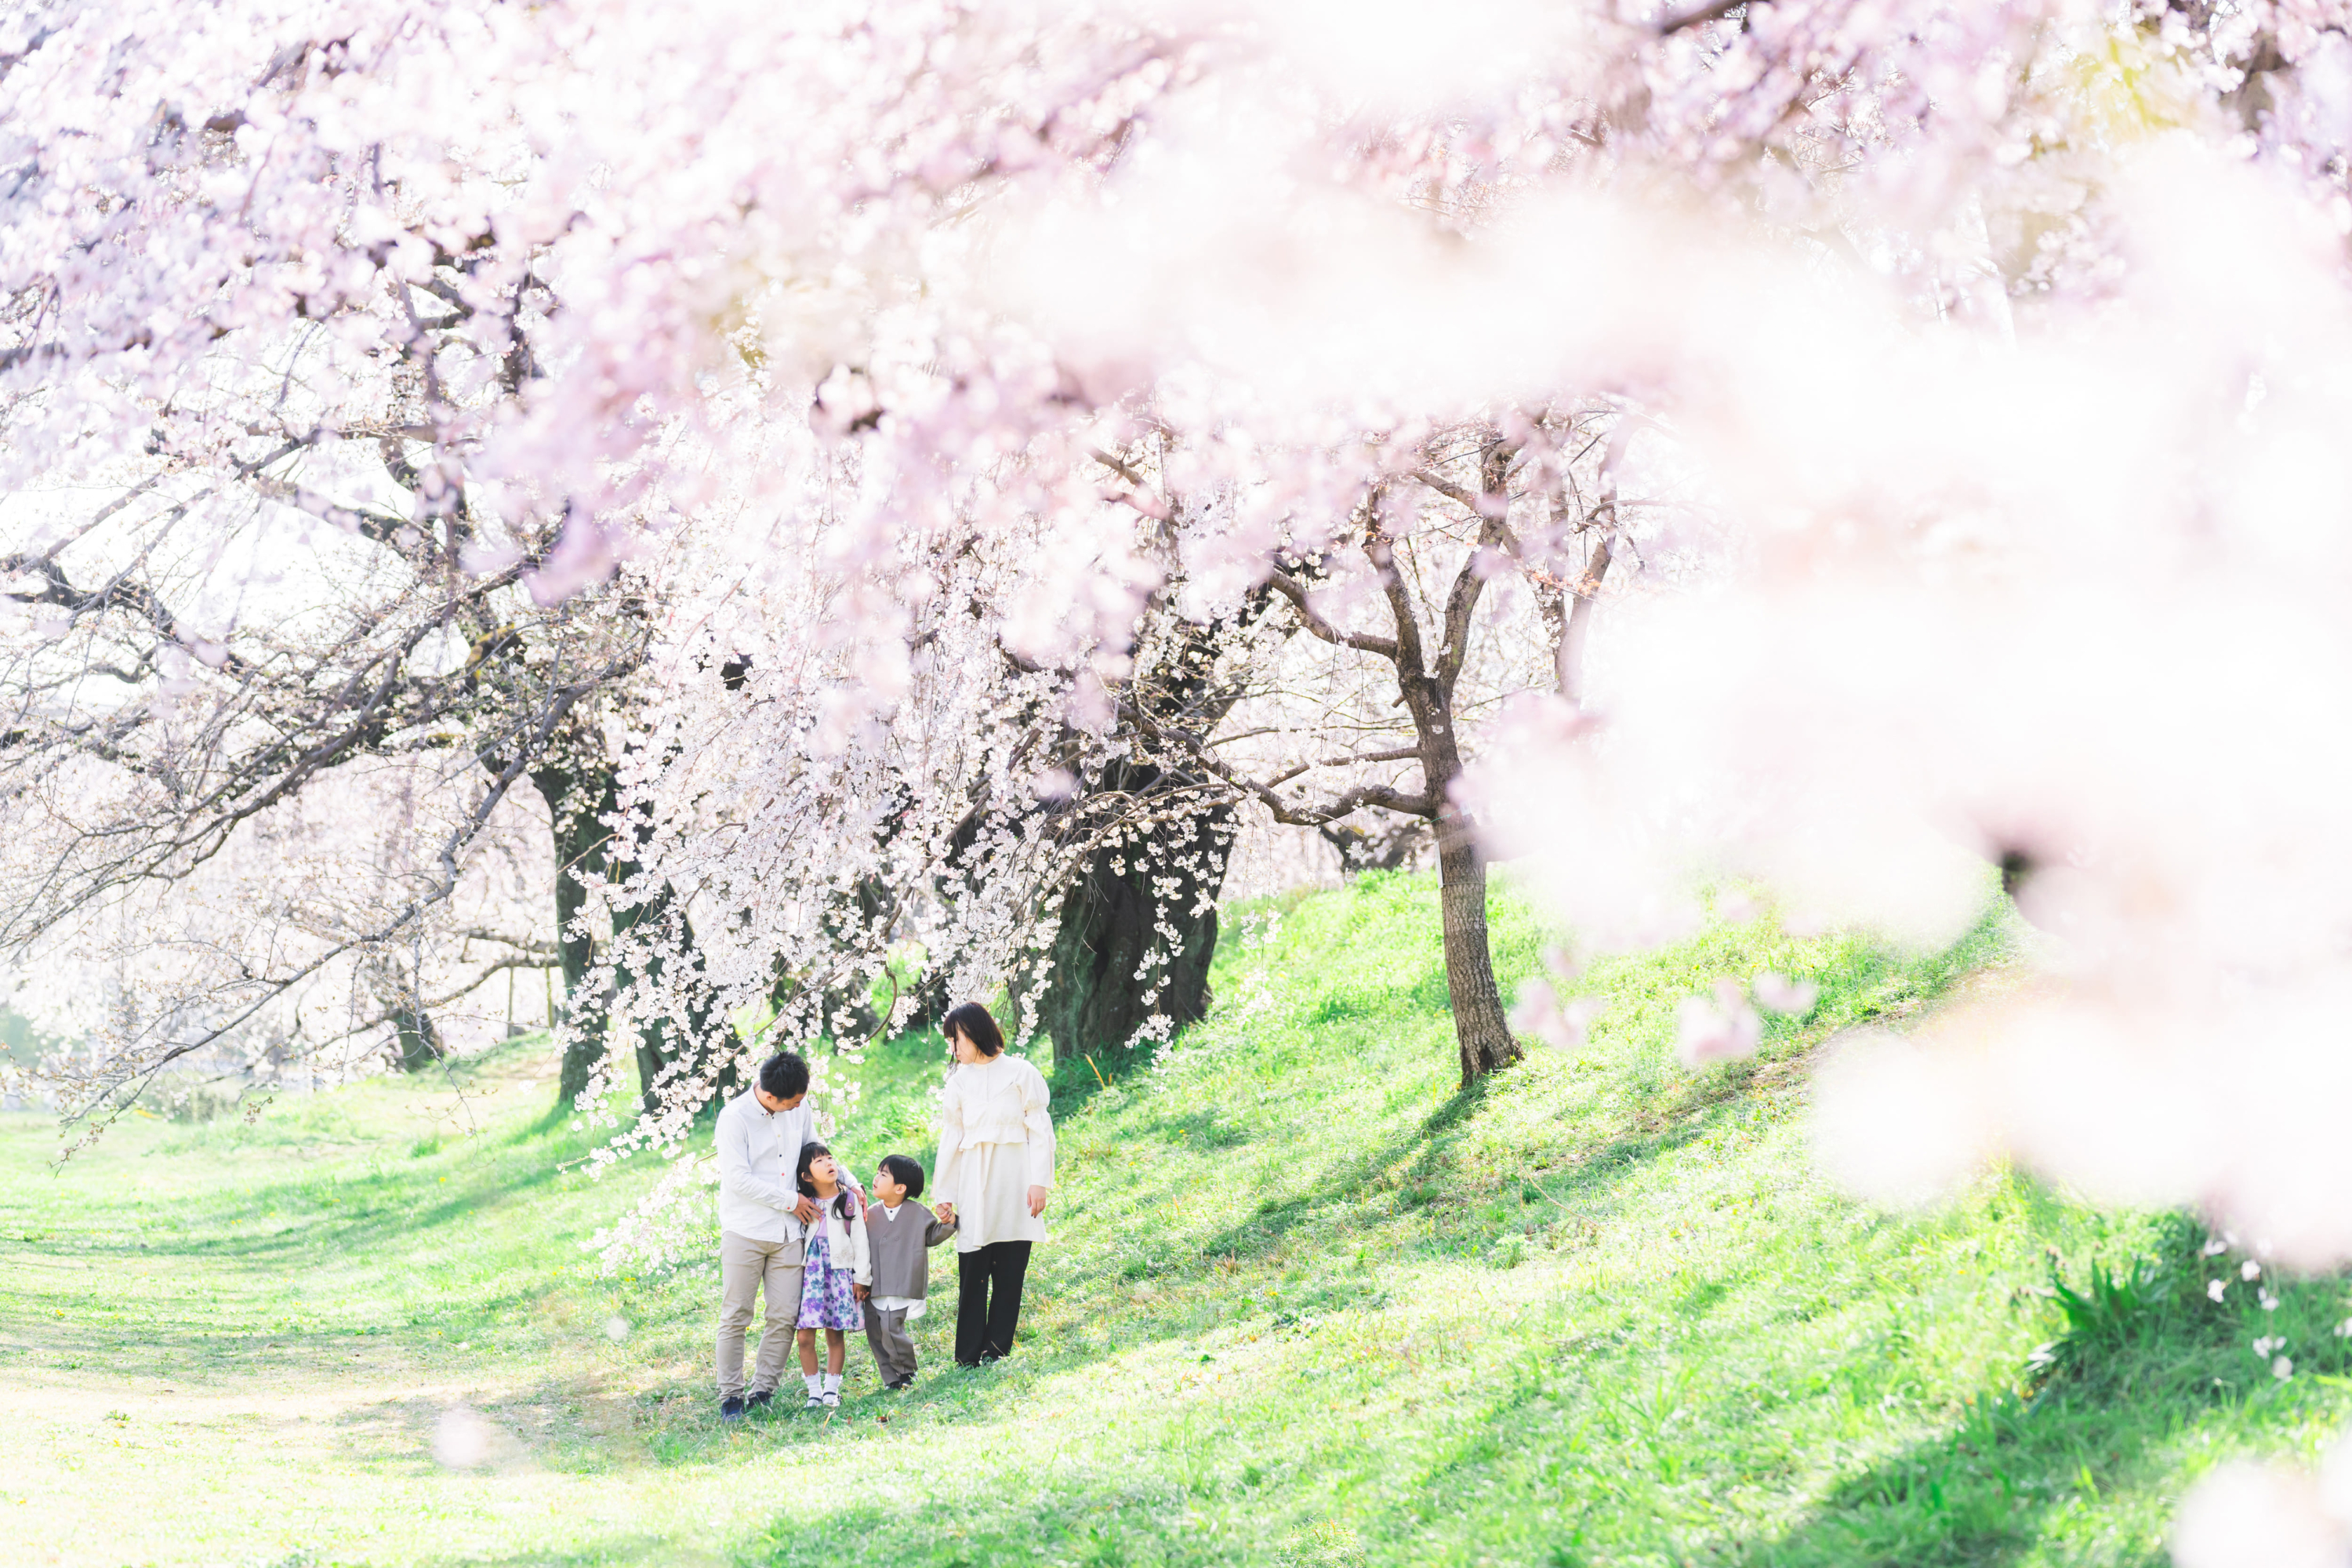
[720,1396,746,1422]
[744,1389,775,1412]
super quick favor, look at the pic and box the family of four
[711,1001,1057,1417]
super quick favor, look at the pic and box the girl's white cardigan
[808,1193,873,1286]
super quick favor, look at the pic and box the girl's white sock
[803,1372,822,1396]
[822,1372,843,1396]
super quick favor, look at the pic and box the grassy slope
[4,873,2349,1568]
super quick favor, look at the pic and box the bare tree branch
[1265,568,1403,661]
[1658,0,1745,35]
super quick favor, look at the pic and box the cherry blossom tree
[20,20,2352,1522]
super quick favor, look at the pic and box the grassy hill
[4,873,2348,1567]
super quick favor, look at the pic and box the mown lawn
[3,872,2348,1567]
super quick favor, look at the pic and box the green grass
[4,871,2350,1566]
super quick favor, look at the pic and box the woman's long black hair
[795,1141,862,1221]
[941,1000,1004,1057]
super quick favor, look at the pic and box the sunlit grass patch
[4,873,2350,1566]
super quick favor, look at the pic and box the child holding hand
[793,1142,870,1408]
[862,1153,960,1389]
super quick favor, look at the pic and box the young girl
[793,1142,871,1407]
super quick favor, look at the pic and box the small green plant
[2025,1237,2196,1389]
[409,1133,443,1159]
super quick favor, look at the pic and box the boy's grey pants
[863,1300,918,1385]
[717,1231,803,1399]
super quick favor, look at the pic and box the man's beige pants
[717,1231,804,1400]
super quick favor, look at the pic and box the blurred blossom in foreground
[1508,978,1599,1055]
[430,1406,493,1471]
[1472,139,2352,1269]
[1675,981,1762,1069]
[1751,974,1817,1017]
[2172,1439,2352,1568]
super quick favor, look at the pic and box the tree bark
[1434,810,1517,1084]
[604,780,738,1116]
[1407,665,1520,1088]
[391,991,441,1073]
[530,754,619,1109]
[1035,771,1233,1060]
[608,883,731,1116]
[1026,590,1271,1060]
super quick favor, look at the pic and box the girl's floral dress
[797,1210,865,1331]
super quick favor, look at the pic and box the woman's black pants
[955,1241,1032,1364]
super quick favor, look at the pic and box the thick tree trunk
[392,993,441,1073]
[1024,598,1270,1060]
[531,757,619,1110]
[533,744,736,1120]
[363,955,442,1073]
[1434,810,1519,1087]
[609,883,734,1116]
[1036,780,1234,1060]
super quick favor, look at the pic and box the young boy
[862,1153,960,1389]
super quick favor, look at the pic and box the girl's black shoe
[720,1396,746,1421]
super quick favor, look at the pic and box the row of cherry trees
[15,17,2352,1546]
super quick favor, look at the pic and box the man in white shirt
[714,1051,818,1420]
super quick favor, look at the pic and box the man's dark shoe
[744,1389,775,1411]
[720,1396,746,1422]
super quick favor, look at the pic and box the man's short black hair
[757,1050,809,1101]
[878,1153,925,1199]
[940,1001,1004,1058]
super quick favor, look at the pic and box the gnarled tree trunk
[1029,595,1275,1060]
[608,871,735,1116]
[391,993,442,1074]
[1035,770,1234,1060]
[531,748,619,1109]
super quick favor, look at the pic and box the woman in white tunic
[933,1001,1055,1365]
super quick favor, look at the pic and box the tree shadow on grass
[1698,1277,2352,1566]
[405,1471,1246,1568]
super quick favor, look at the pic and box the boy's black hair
[877,1153,925,1200]
[795,1141,859,1221]
[940,1001,1004,1058]
[758,1051,810,1101]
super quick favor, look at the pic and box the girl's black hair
[941,1000,1004,1058]
[878,1153,925,1200]
[795,1141,861,1221]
